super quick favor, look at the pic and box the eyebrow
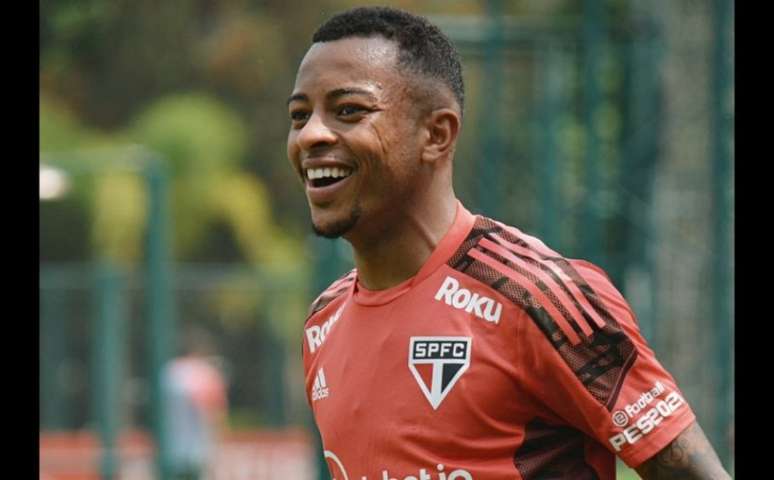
[286,88,378,106]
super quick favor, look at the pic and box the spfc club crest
[408,336,472,410]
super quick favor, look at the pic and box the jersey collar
[353,200,476,306]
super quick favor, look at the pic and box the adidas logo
[311,367,329,402]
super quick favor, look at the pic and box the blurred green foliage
[39,0,599,265]
[41,89,303,269]
[125,92,302,267]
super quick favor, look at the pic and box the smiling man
[287,6,730,480]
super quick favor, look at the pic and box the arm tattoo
[635,421,731,479]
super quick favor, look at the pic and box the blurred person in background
[287,6,730,480]
[163,326,228,480]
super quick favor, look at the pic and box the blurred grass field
[617,460,639,479]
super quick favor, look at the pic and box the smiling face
[287,36,427,240]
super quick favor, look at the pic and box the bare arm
[635,421,731,479]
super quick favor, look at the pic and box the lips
[300,157,356,205]
[306,166,353,188]
[305,170,355,205]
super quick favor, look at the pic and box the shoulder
[302,270,354,363]
[305,268,357,324]
[445,214,608,334]
[448,215,637,362]
[458,215,645,405]
[566,259,633,316]
[449,213,626,318]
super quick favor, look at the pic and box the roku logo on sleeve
[306,305,345,353]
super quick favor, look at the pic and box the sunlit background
[40,1,734,479]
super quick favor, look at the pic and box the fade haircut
[312,6,465,117]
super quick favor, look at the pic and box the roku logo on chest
[434,276,502,324]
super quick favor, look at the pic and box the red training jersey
[302,201,695,480]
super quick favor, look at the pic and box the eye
[337,104,367,117]
[290,110,310,122]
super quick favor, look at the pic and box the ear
[420,108,461,165]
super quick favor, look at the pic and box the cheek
[370,112,415,157]
[286,132,299,162]
[374,123,420,175]
[368,124,391,167]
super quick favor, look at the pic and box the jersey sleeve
[520,260,696,468]
[301,269,356,408]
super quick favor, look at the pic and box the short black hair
[312,6,465,116]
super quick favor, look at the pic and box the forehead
[293,36,403,95]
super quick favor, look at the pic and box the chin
[311,205,362,239]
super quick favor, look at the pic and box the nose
[296,111,337,152]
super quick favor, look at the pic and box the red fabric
[302,202,694,479]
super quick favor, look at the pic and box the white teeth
[305,167,353,182]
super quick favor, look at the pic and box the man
[163,327,228,480]
[287,6,730,479]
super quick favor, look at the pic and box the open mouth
[306,166,353,188]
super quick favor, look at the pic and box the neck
[348,193,458,291]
